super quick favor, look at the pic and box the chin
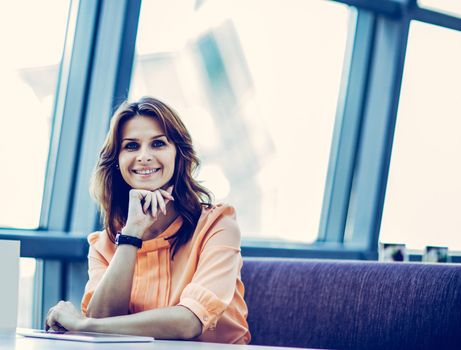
[133,181,164,191]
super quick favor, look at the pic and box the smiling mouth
[132,168,160,175]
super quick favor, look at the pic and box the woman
[45,97,250,344]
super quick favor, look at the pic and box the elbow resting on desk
[175,309,203,340]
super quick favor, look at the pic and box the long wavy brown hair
[90,96,213,257]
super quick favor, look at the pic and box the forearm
[87,245,137,318]
[82,306,202,340]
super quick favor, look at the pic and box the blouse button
[204,316,209,322]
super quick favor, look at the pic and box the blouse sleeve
[81,232,109,315]
[178,210,243,333]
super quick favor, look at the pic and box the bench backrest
[241,258,461,350]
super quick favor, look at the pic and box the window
[18,258,37,328]
[130,0,350,243]
[380,21,461,251]
[0,0,72,229]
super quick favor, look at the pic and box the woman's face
[118,115,177,191]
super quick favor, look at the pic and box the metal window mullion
[330,0,404,17]
[411,7,461,31]
[318,9,376,243]
[32,259,44,329]
[344,14,411,253]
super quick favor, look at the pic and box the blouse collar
[139,216,183,253]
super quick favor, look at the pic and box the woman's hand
[123,185,174,239]
[45,301,87,332]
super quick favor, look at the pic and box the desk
[0,333,317,350]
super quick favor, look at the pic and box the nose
[136,145,153,162]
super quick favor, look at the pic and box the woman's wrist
[121,226,143,239]
[78,317,94,332]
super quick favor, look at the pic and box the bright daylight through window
[130,0,350,243]
[0,0,71,229]
[380,21,461,251]
[418,0,461,17]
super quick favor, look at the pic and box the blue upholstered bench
[241,258,461,350]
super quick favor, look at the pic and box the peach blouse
[81,204,250,344]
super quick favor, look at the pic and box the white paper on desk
[17,329,155,343]
[0,240,20,332]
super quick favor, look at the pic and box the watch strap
[115,232,142,249]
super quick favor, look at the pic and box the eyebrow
[121,134,167,142]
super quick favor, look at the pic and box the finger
[46,310,57,332]
[128,190,144,212]
[142,193,151,214]
[150,191,158,218]
[53,322,67,332]
[156,191,166,215]
[159,189,174,201]
[167,185,174,195]
[51,324,62,332]
[129,189,142,201]
[45,307,54,330]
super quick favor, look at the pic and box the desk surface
[0,333,316,350]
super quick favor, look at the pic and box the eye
[152,139,166,148]
[124,142,139,150]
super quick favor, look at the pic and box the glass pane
[130,0,350,243]
[18,258,37,328]
[0,0,71,229]
[418,0,461,17]
[380,21,461,251]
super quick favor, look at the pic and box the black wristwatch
[115,232,143,249]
